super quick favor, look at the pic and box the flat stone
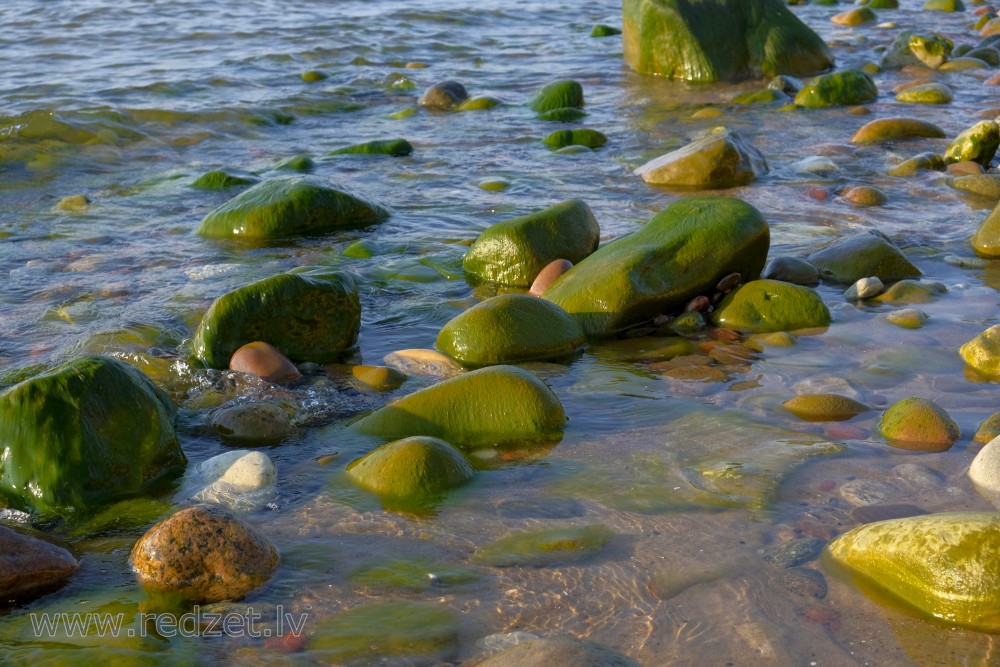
[840,478,898,506]
[476,636,641,667]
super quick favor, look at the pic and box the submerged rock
[346,436,474,501]
[328,139,413,157]
[879,397,959,452]
[477,636,641,667]
[944,120,1000,166]
[881,30,953,69]
[229,341,301,383]
[975,412,1000,445]
[953,174,1000,200]
[889,151,946,176]
[825,512,1000,632]
[807,232,921,284]
[794,70,878,108]
[436,294,585,366]
[710,279,831,333]
[895,82,953,105]
[191,169,258,190]
[529,80,584,112]
[130,505,279,604]
[473,525,612,567]
[622,0,833,82]
[196,175,388,242]
[960,324,1000,376]
[783,394,869,422]
[0,526,78,601]
[544,197,770,336]
[543,129,607,150]
[211,401,294,446]
[634,127,768,188]
[851,117,946,145]
[0,355,185,517]
[462,199,600,287]
[190,450,278,512]
[350,365,566,446]
[193,267,360,369]
[418,80,468,109]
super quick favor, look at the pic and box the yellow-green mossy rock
[960,324,1000,376]
[866,0,899,7]
[824,512,1000,632]
[879,397,959,451]
[350,365,566,446]
[945,121,1000,167]
[456,95,502,111]
[622,0,833,82]
[953,174,1000,199]
[783,393,869,421]
[895,82,954,105]
[924,0,964,11]
[794,69,878,108]
[881,30,953,69]
[633,126,768,188]
[328,139,413,157]
[472,525,613,567]
[874,279,946,304]
[196,175,389,242]
[974,412,1000,444]
[542,128,607,149]
[346,436,474,500]
[193,267,360,369]
[807,231,921,284]
[973,200,1000,258]
[832,7,876,25]
[710,279,831,333]
[544,197,770,336]
[462,199,600,287]
[889,151,946,176]
[0,355,185,518]
[528,80,584,112]
[191,169,258,191]
[732,89,788,104]
[436,294,585,366]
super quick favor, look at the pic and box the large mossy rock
[196,175,389,242]
[529,80,585,112]
[944,121,1000,166]
[824,512,1000,632]
[346,436,474,501]
[193,267,359,369]
[881,30,953,69]
[960,325,1000,377]
[634,127,768,188]
[436,294,585,366]
[543,197,770,337]
[462,199,600,287]
[0,356,185,517]
[622,0,834,82]
[710,279,831,333]
[806,232,921,284]
[794,69,878,108]
[972,201,1000,258]
[878,397,959,452]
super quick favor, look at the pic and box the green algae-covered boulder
[196,175,388,242]
[807,232,921,284]
[544,197,769,337]
[895,82,953,105]
[879,397,959,452]
[953,174,1000,200]
[456,95,503,111]
[622,0,834,82]
[824,512,1000,632]
[529,80,584,112]
[0,356,185,517]
[924,0,964,11]
[850,117,946,145]
[328,139,413,157]
[944,121,1000,166]
[350,365,566,446]
[591,24,622,37]
[633,126,768,188]
[710,279,831,333]
[542,129,607,149]
[191,169,258,191]
[783,393,869,422]
[960,325,1000,377]
[472,525,613,567]
[794,69,878,108]
[478,637,642,667]
[462,199,600,287]
[536,107,588,122]
[832,7,876,26]
[972,201,1000,258]
[346,436,473,501]
[881,30,953,69]
[193,267,359,369]
[436,294,585,366]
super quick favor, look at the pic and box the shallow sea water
[3,0,1000,665]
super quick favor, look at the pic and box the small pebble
[844,276,884,300]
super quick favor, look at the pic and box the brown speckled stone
[130,505,279,603]
[230,341,301,383]
[0,525,78,601]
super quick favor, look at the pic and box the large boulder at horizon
[193,267,360,369]
[634,127,768,188]
[622,0,834,82]
[0,355,186,518]
[543,197,770,337]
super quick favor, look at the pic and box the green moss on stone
[542,129,607,149]
[310,601,458,663]
[472,525,613,567]
[328,139,413,157]
[347,436,473,501]
[794,69,878,108]
[529,80,584,112]
[710,279,830,333]
[807,232,921,284]
[879,397,959,451]
[191,170,258,191]
[944,121,1000,166]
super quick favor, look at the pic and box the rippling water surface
[4,1,1000,665]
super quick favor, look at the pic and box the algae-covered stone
[807,231,921,284]
[874,279,946,304]
[436,294,585,366]
[824,512,1000,632]
[974,412,1000,445]
[794,70,878,108]
[192,267,360,369]
[895,83,953,105]
[953,175,1000,200]
[924,0,964,11]
[478,636,642,667]
[832,7,876,25]
[196,175,388,242]
[543,129,607,149]
[418,80,468,109]
[272,154,315,172]
[350,365,566,446]
[456,95,502,111]
[783,394,869,422]
[881,30,953,69]
[973,201,1000,258]
[634,126,768,188]
[529,80,584,112]
[130,505,279,604]
[472,525,613,567]
[622,0,834,82]
[191,169,258,190]
[328,139,413,157]
[889,152,946,176]
[310,601,458,663]
[944,121,1000,166]
[462,199,600,287]
[0,355,185,517]
[591,24,622,37]
[349,556,481,591]
[960,325,1000,376]
[710,279,831,333]
[544,197,770,336]
[536,107,588,122]
[866,0,899,8]
[346,436,474,501]
[879,397,959,451]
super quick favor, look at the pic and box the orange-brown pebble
[988,72,1000,85]
[230,341,301,383]
[529,259,573,296]
[825,424,869,440]
[946,161,985,176]
[840,185,887,207]
[805,187,829,201]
